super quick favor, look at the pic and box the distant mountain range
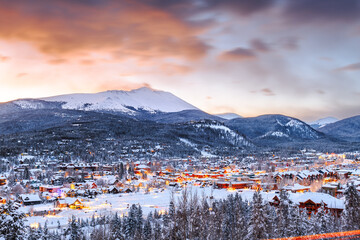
[317,115,360,142]
[309,117,338,129]
[0,87,359,156]
[215,113,242,120]
[227,115,324,146]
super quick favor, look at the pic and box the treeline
[2,185,360,240]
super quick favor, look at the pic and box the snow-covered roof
[290,192,344,209]
[282,183,310,191]
[20,194,41,202]
[136,164,150,169]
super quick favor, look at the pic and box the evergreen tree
[246,191,268,240]
[23,167,30,180]
[165,199,178,240]
[110,213,123,240]
[199,197,211,240]
[188,192,201,240]
[314,203,330,234]
[221,195,235,240]
[28,225,43,240]
[143,219,152,240]
[0,200,26,240]
[90,214,96,227]
[65,215,84,240]
[275,190,292,237]
[119,162,124,180]
[153,220,162,240]
[41,221,52,240]
[289,206,308,237]
[124,204,137,239]
[264,202,276,239]
[343,184,360,230]
[134,205,143,239]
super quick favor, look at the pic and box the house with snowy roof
[270,192,344,216]
[55,198,84,209]
[281,183,310,193]
[19,194,42,206]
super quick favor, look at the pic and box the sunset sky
[1,0,360,121]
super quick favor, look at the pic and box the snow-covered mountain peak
[130,86,157,93]
[40,88,199,113]
[309,117,338,129]
[215,113,242,120]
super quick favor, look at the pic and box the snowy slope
[193,120,253,147]
[309,117,338,129]
[41,87,199,113]
[215,113,242,120]
[227,114,323,143]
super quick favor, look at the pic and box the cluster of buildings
[0,149,360,218]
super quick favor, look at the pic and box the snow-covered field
[22,187,243,229]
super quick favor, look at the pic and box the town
[1,149,360,233]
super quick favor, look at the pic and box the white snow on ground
[261,131,289,138]
[21,187,345,229]
[22,187,237,228]
[285,119,304,128]
[196,124,236,136]
[200,151,217,158]
[13,100,46,109]
[179,138,197,147]
[194,123,252,146]
[41,87,198,113]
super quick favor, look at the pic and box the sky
[0,0,360,121]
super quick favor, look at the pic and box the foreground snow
[23,187,234,228]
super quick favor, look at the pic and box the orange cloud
[48,58,68,65]
[0,55,10,62]
[159,63,192,75]
[16,73,28,78]
[79,59,95,65]
[0,1,210,62]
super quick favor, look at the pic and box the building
[20,194,42,206]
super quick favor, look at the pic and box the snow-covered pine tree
[209,201,223,239]
[288,206,308,238]
[143,218,152,240]
[110,212,123,240]
[198,196,211,240]
[28,225,43,240]
[123,204,137,239]
[343,184,360,230]
[246,191,268,240]
[134,205,143,239]
[221,195,235,240]
[275,190,292,238]
[188,192,201,240]
[314,202,330,234]
[40,221,52,240]
[177,188,189,240]
[233,194,249,240]
[264,202,276,239]
[153,219,162,240]
[0,200,26,240]
[65,215,84,240]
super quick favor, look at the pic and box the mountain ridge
[1,88,360,154]
[40,87,199,114]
